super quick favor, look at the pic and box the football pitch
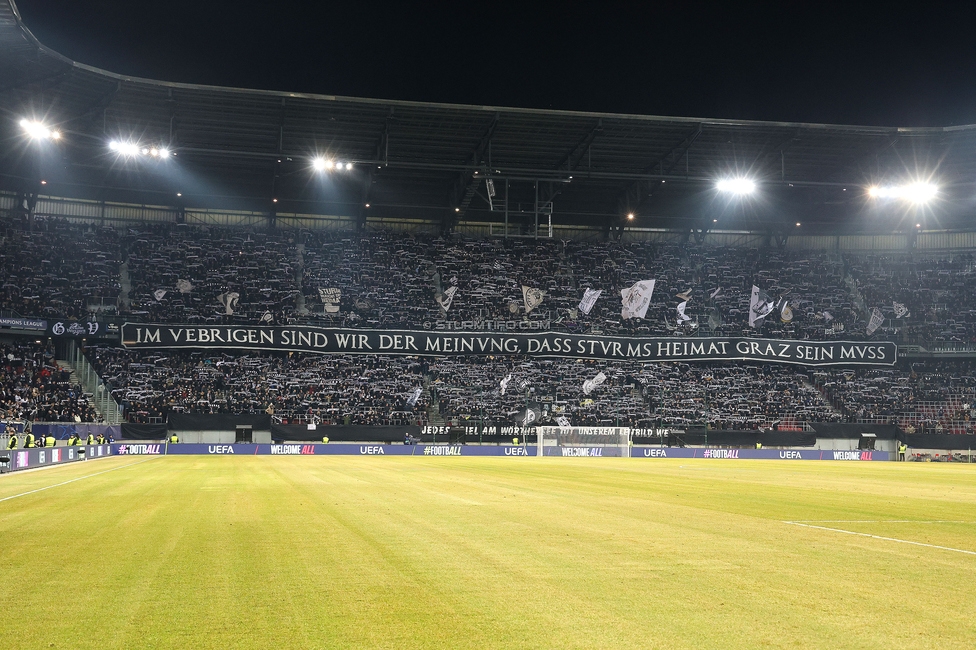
[1,456,974,649]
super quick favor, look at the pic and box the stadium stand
[4,217,976,434]
[0,340,98,422]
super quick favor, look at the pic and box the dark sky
[16,1,976,127]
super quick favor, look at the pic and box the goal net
[536,426,631,457]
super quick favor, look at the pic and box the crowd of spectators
[87,347,428,426]
[0,340,98,422]
[5,218,976,432]
[3,217,975,346]
[811,360,976,433]
[0,217,121,318]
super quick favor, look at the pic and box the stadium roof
[2,0,976,235]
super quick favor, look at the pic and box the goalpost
[535,426,632,457]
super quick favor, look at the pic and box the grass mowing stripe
[784,521,976,556]
[0,456,159,503]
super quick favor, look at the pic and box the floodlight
[716,178,756,194]
[325,160,335,170]
[158,148,170,157]
[345,162,353,170]
[868,182,937,203]
[312,157,327,171]
[795,222,801,227]
[902,182,937,203]
[149,148,159,157]
[110,141,141,157]
[20,119,58,140]
[627,213,635,220]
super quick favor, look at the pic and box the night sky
[15,1,976,127]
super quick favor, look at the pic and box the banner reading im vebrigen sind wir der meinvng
[121,323,896,366]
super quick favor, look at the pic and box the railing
[64,340,123,425]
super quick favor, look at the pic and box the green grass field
[2,456,975,649]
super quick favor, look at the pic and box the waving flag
[620,280,655,319]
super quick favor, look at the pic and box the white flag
[709,287,722,300]
[749,285,775,328]
[406,387,422,407]
[522,286,545,314]
[780,301,794,323]
[620,279,655,319]
[578,288,603,315]
[582,371,607,395]
[866,308,884,335]
[318,287,341,313]
[823,311,834,323]
[676,289,692,301]
[176,279,193,294]
[556,416,572,429]
[435,286,458,311]
[260,310,273,323]
[676,301,691,323]
[153,289,167,301]
[217,292,240,315]
[893,302,909,318]
[499,373,512,396]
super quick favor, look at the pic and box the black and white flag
[406,387,422,407]
[780,301,794,323]
[823,311,834,323]
[676,301,692,323]
[709,287,722,300]
[893,302,910,318]
[578,288,603,315]
[516,404,542,427]
[176,279,193,294]
[676,289,692,301]
[499,373,512,396]
[708,306,724,330]
[522,286,545,314]
[582,371,607,395]
[318,288,341,313]
[353,297,374,312]
[866,308,884,335]
[259,310,274,324]
[153,289,167,302]
[435,286,458,311]
[749,285,775,328]
[620,279,655,319]
[555,416,571,429]
[217,292,240,315]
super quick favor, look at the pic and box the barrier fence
[0,445,114,473]
[111,443,890,460]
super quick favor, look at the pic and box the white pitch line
[0,457,160,504]
[784,521,976,556]
[789,520,976,524]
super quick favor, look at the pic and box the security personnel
[6,433,17,450]
[96,434,106,445]
[513,437,519,446]
[24,429,35,448]
[321,435,330,444]
[898,442,908,461]
[756,441,763,450]
[86,432,96,446]
[67,433,79,446]
[44,434,56,448]
[169,434,179,444]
